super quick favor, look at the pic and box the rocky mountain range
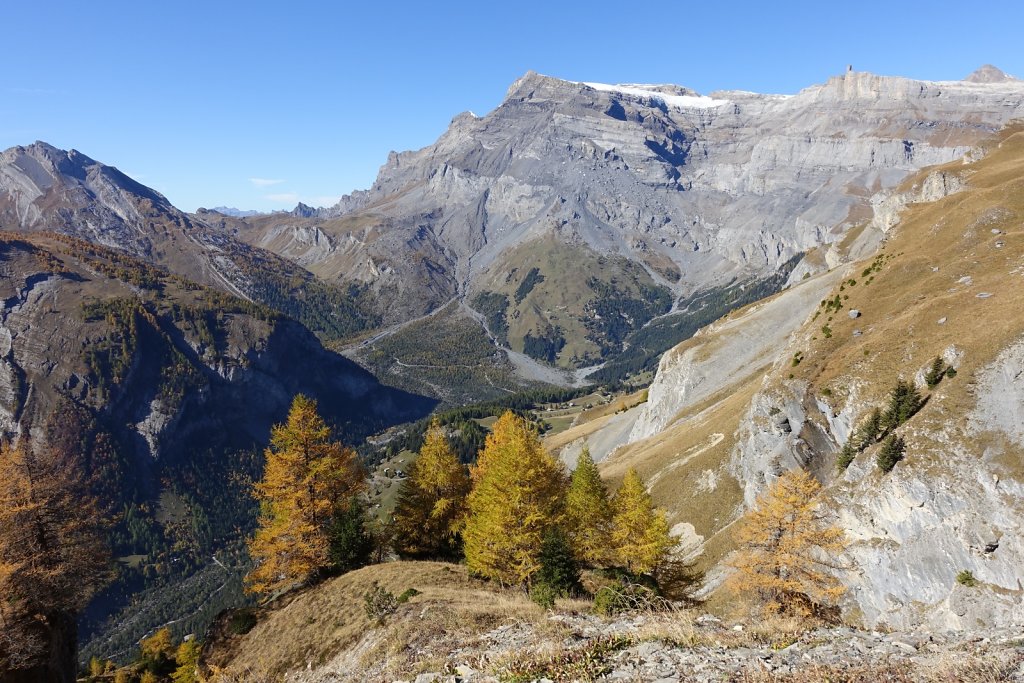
[3,63,1024,676]
[4,66,1023,402]
[224,66,1024,384]
[0,143,379,341]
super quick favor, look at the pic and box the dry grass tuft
[631,611,810,650]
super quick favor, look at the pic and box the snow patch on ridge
[580,81,731,109]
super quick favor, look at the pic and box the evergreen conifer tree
[876,434,906,473]
[328,498,373,573]
[925,356,947,388]
[881,380,923,431]
[535,527,582,597]
[836,441,856,471]
[854,408,883,450]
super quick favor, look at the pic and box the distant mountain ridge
[209,206,263,217]
[4,65,1023,396]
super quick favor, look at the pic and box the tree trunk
[0,611,77,683]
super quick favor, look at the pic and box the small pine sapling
[924,356,947,388]
[876,434,906,473]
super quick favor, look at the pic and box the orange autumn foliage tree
[392,420,470,559]
[245,395,365,594]
[0,438,111,676]
[728,469,847,618]
[463,411,566,587]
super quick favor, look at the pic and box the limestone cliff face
[614,128,1024,629]
[727,340,1024,631]
[629,269,845,442]
[231,69,1024,348]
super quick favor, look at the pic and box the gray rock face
[726,363,1024,630]
[234,69,1024,325]
[631,268,845,442]
[0,142,167,258]
[972,336,1024,443]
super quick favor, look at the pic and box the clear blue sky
[3,0,1022,212]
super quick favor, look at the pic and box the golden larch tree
[393,420,470,559]
[170,638,202,683]
[138,627,174,671]
[564,447,613,567]
[463,411,566,586]
[245,395,365,594]
[610,468,673,575]
[728,469,847,618]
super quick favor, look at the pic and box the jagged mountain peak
[1,139,169,207]
[965,64,1020,83]
[2,139,87,162]
[291,201,319,217]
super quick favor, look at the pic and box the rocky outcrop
[866,169,967,236]
[972,336,1024,443]
[630,269,845,442]
[275,608,1024,683]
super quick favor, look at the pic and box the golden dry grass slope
[571,124,1024,628]
[204,561,575,681]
